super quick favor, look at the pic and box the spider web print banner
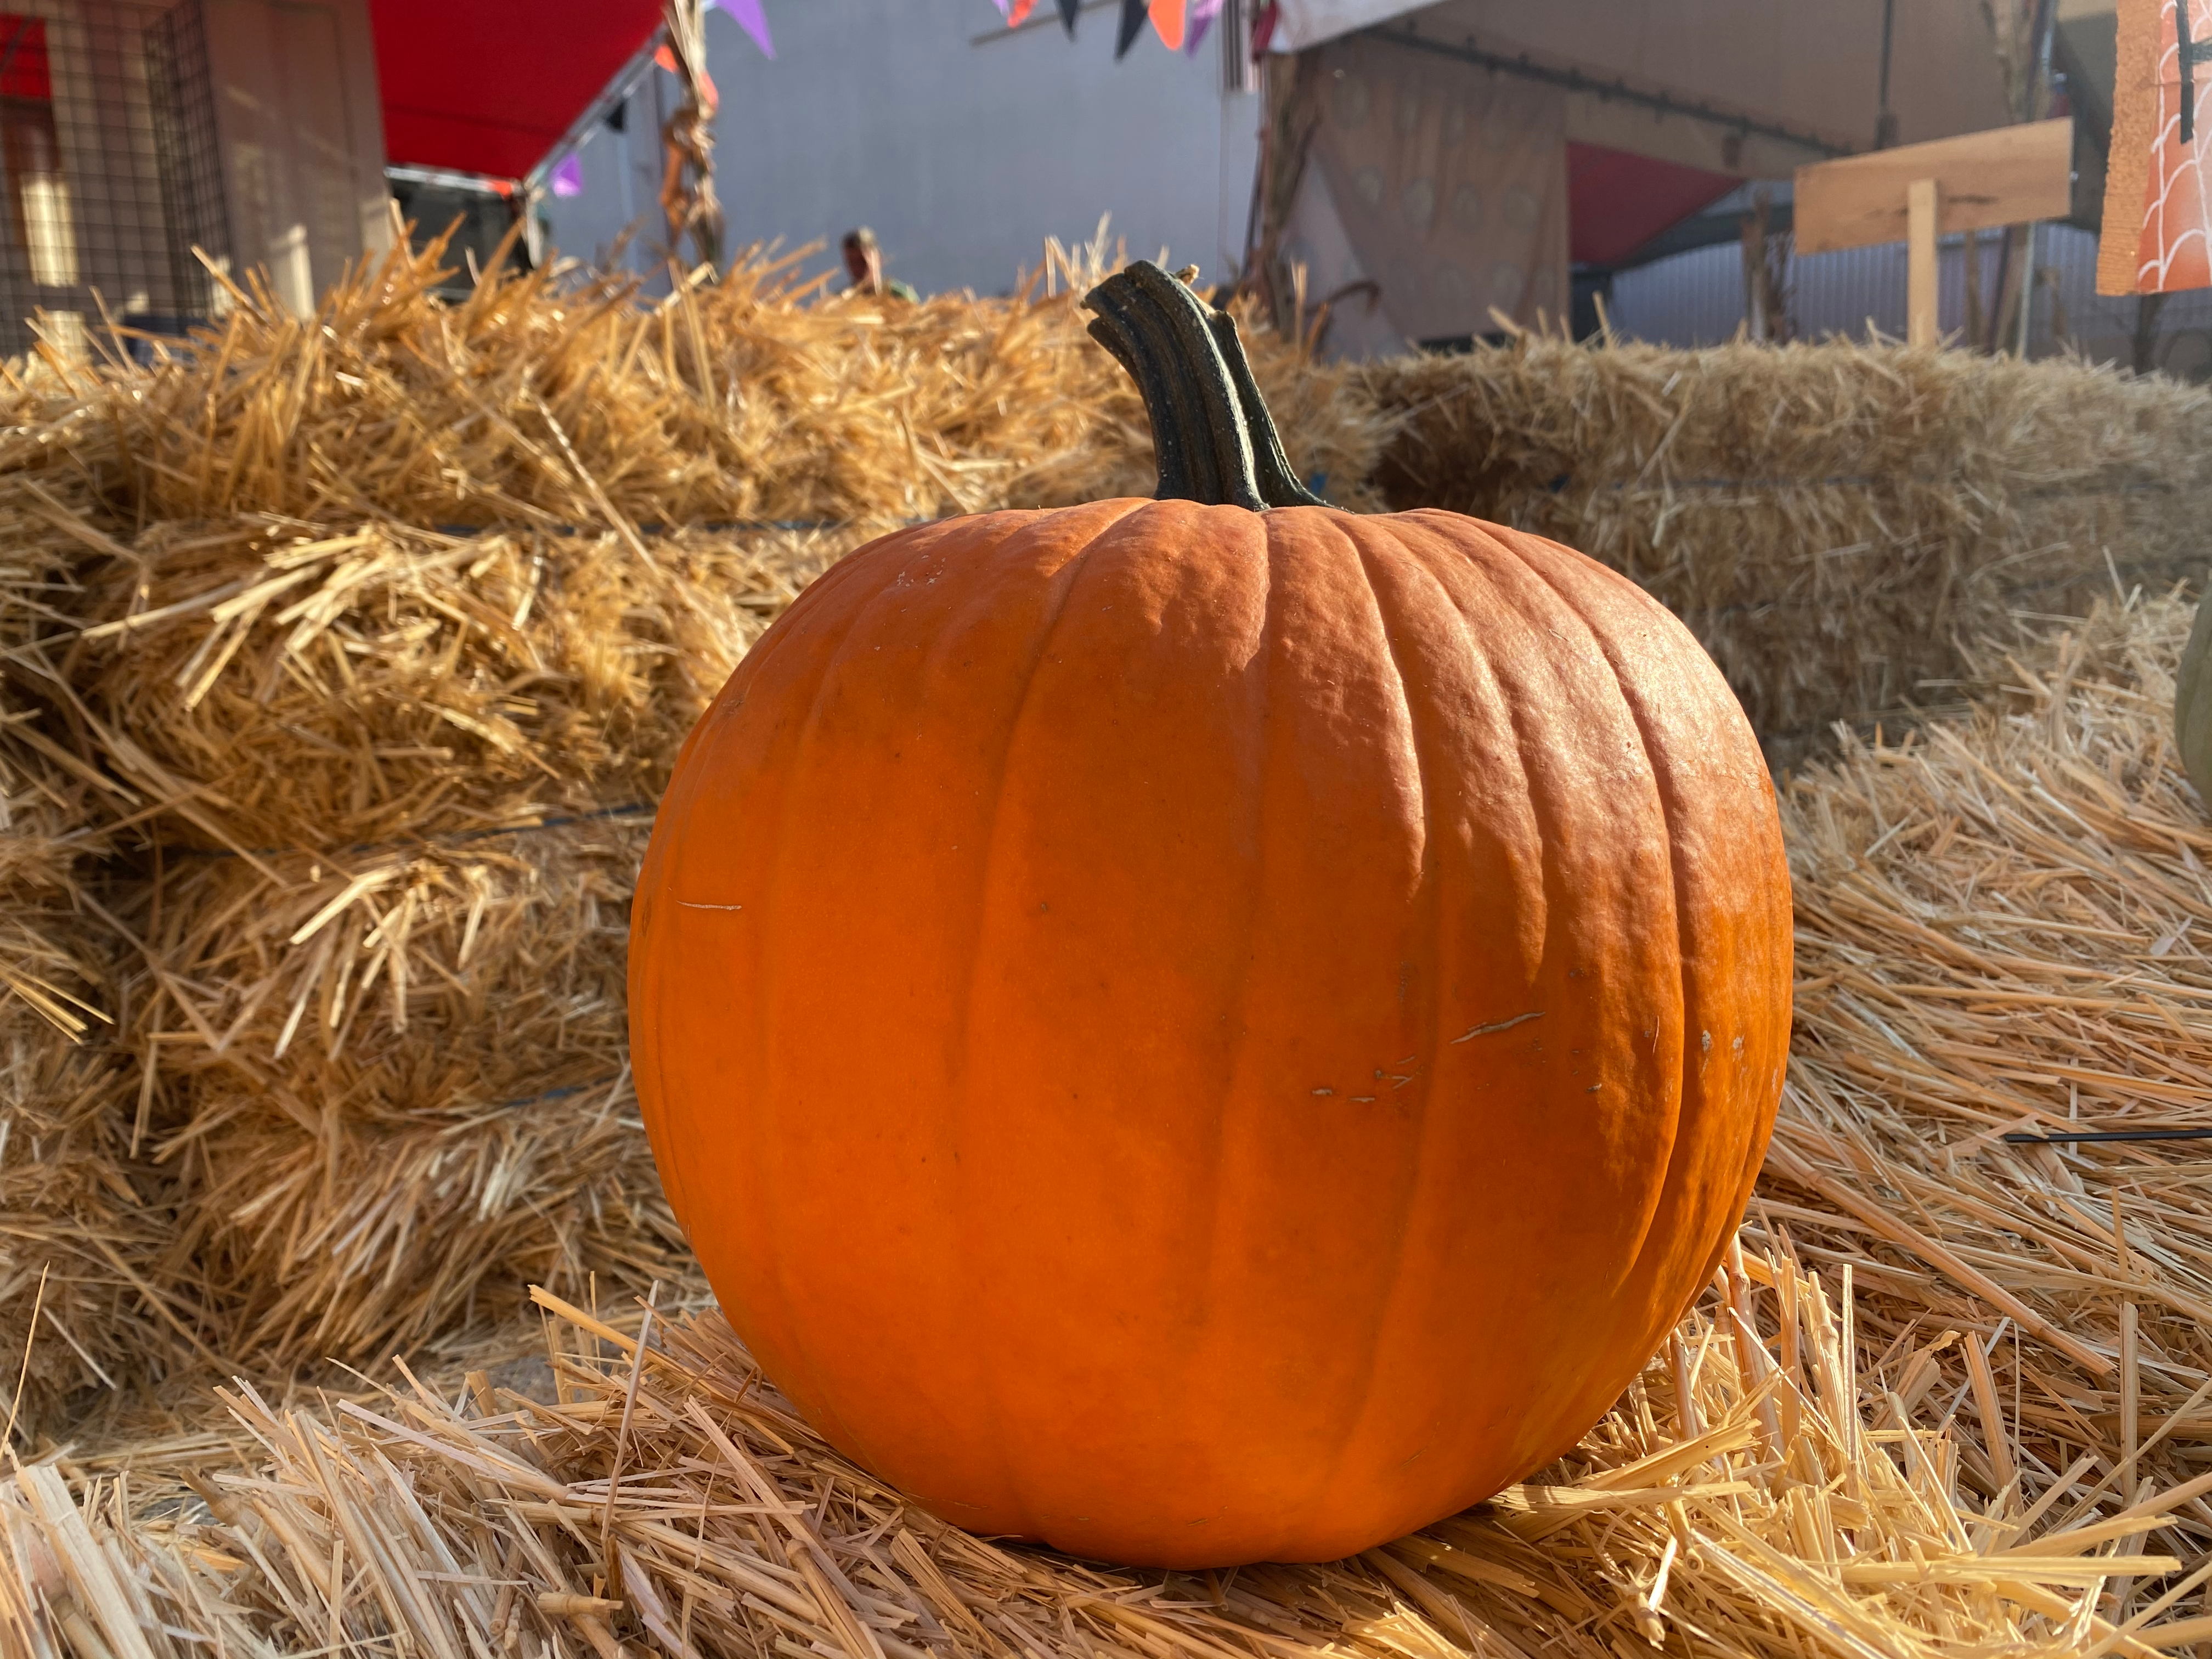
[2103,0,2212,293]
[2141,0,2212,290]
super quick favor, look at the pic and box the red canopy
[368,0,663,182]
[1567,143,1738,268]
[0,16,52,103]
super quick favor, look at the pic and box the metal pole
[2016,0,2057,354]
[1875,0,1898,148]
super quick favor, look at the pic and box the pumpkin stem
[1081,261,1330,511]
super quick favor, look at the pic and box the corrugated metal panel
[1606,219,2212,379]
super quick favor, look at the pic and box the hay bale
[12,518,842,1367]
[46,517,822,854]
[0,756,190,1436]
[1773,590,2212,1498]
[129,818,682,1364]
[1364,338,2212,761]
[1,229,1386,535]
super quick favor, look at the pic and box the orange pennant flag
[1149,0,1186,50]
[1007,0,1037,22]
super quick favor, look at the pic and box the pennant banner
[1004,0,1210,55]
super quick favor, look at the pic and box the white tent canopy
[1257,0,2016,358]
[1266,0,1421,53]
[1267,1,2011,160]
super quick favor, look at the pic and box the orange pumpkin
[630,262,1791,1568]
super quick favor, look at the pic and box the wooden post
[1906,178,1939,346]
[659,0,724,273]
[1740,202,1768,340]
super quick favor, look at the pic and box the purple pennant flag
[550,153,584,198]
[1184,0,1221,53]
[708,0,774,58]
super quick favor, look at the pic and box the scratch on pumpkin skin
[1449,1009,1544,1043]
[680,901,743,911]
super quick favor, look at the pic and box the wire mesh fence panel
[143,0,225,329]
[0,0,228,363]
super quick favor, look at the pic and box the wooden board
[1793,119,2076,255]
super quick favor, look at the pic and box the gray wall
[546,1,1262,299]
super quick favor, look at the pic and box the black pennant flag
[1115,0,1147,57]
[1057,0,1080,35]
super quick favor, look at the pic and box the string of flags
[995,0,1232,60]
[548,0,1257,197]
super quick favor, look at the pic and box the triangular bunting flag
[1115,0,1148,57]
[658,40,721,103]
[1007,0,1039,22]
[1149,0,1186,50]
[1249,0,1277,57]
[1184,0,1221,54]
[719,0,774,59]
[1057,0,1080,33]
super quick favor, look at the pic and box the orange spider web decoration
[2102,0,2212,294]
[2138,0,2212,290]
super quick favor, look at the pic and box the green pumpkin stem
[1081,261,1330,511]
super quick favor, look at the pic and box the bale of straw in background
[19,224,1387,535]
[1364,338,2212,761]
